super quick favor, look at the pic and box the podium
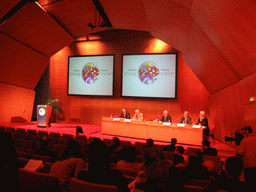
[37,105,52,127]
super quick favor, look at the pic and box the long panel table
[102,117,204,146]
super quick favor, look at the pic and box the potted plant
[46,99,65,122]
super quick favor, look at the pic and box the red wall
[49,30,210,125]
[0,83,35,123]
[209,72,256,142]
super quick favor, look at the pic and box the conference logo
[138,61,159,85]
[39,108,46,116]
[82,62,100,84]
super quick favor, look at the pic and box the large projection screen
[68,55,115,96]
[121,53,177,99]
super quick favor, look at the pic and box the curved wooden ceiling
[1,0,256,93]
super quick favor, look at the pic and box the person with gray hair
[132,109,144,121]
[178,111,192,125]
[159,110,171,123]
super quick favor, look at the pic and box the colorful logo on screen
[138,61,159,85]
[82,63,100,84]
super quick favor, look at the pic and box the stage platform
[0,121,236,161]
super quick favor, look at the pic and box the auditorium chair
[6,127,16,136]
[32,154,52,163]
[184,185,205,192]
[22,140,35,152]
[103,138,113,146]
[18,168,61,192]
[0,126,6,132]
[62,133,73,140]
[120,140,132,147]
[134,142,146,153]
[18,157,30,168]
[185,180,211,190]
[57,138,70,146]
[51,144,66,156]
[187,147,200,156]
[17,151,30,159]
[38,131,49,138]
[16,128,27,137]
[69,178,118,192]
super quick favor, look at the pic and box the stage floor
[0,121,236,160]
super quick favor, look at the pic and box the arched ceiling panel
[183,22,240,94]
[0,2,73,57]
[40,0,107,37]
[0,33,49,89]
[100,0,149,32]
[143,0,193,52]
[191,0,256,79]
[0,0,20,20]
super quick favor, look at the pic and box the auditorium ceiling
[1,0,256,94]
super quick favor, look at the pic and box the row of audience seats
[0,125,222,192]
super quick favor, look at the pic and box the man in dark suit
[197,111,209,139]
[119,107,130,119]
[159,110,171,122]
[178,111,192,125]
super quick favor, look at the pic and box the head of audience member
[88,138,109,170]
[188,155,202,169]
[200,111,205,119]
[163,110,169,117]
[184,111,189,118]
[173,154,185,167]
[202,140,210,150]
[40,136,51,149]
[224,156,243,178]
[146,138,154,147]
[203,160,215,172]
[58,139,84,161]
[112,137,120,147]
[120,146,137,163]
[0,131,19,169]
[176,146,185,155]
[122,107,127,114]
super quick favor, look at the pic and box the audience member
[175,146,188,163]
[108,137,122,163]
[49,139,85,192]
[0,132,19,191]
[116,146,141,170]
[163,138,177,152]
[33,136,58,163]
[77,138,130,192]
[197,140,217,161]
[183,155,210,181]
[206,156,254,192]
[143,139,162,161]
[236,126,256,184]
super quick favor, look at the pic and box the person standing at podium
[179,111,192,125]
[197,111,209,140]
[132,109,144,121]
[159,110,172,123]
[119,107,130,119]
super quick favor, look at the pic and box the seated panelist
[119,107,130,119]
[132,109,144,121]
[178,111,192,125]
[159,110,171,123]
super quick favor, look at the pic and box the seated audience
[197,140,217,160]
[116,146,141,170]
[33,136,58,163]
[108,137,122,163]
[77,138,130,192]
[183,155,210,181]
[206,156,254,192]
[0,132,19,191]
[143,139,162,159]
[49,139,85,192]
[176,146,188,163]
[163,138,177,152]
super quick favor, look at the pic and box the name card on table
[125,119,132,122]
[192,125,201,128]
[163,122,171,126]
[177,123,185,127]
[113,118,120,121]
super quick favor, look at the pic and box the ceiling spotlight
[88,23,94,29]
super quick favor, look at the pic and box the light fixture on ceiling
[88,7,109,30]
